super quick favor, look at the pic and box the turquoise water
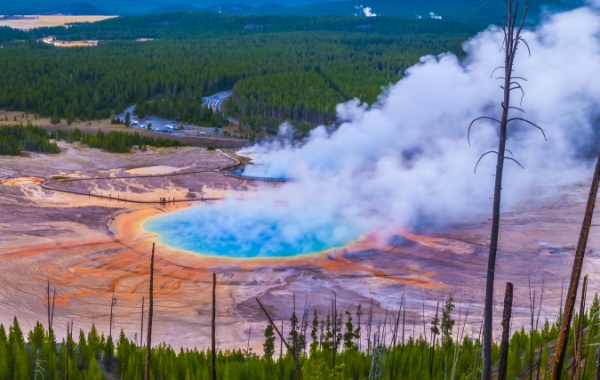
[144,205,360,258]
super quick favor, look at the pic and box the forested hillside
[0,13,480,130]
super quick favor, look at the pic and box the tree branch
[507,117,548,140]
[468,116,502,146]
[475,151,499,173]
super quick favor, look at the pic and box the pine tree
[322,314,333,351]
[82,354,105,380]
[310,310,319,352]
[51,110,60,126]
[441,294,455,348]
[42,328,59,380]
[0,325,9,379]
[343,311,357,351]
[288,310,299,358]
[124,112,131,127]
[263,324,275,360]
[9,317,30,380]
[589,293,600,319]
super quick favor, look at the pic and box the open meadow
[0,15,117,30]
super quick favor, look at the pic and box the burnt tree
[144,243,155,380]
[468,0,544,377]
[552,144,600,378]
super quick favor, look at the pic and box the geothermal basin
[1,141,599,356]
[144,203,362,258]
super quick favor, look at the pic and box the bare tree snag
[109,288,116,340]
[430,301,440,377]
[280,320,284,359]
[144,243,155,380]
[212,272,217,380]
[498,282,513,380]
[552,148,600,378]
[574,275,589,380]
[596,347,600,380]
[65,320,73,380]
[390,296,404,379]
[367,300,373,355]
[65,321,69,380]
[140,296,145,348]
[47,279,56,333]
[469,0,542,377]
[332,291,338,370]
[47,279,51,332]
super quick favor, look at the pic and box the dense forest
[52,128,183,153]
[0,125,182,155]
[0,124,59,155]
[1,294,599,379]
[0,13,481,129]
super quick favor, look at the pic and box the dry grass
[0,110,118,131]
[0,15,117,31]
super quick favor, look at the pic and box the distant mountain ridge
[0,0,331,15]
[148,4,200,14]
[38,2,111,16]
[1,0,585,25]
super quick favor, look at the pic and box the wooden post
[498,282,514,380]
[144,243,155,380]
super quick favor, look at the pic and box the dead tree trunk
[469,1,540,377]
[109,288,116,340]
[65,321,73,380]
[402,308,406,352]
[430,302,440,377]
[596,347,600,380]
[47,279,51,332]
[280,320,284,359]
[573,275,589,380]
[47,280,56,333]
[552,148,600,378]
[256,298,300,377]
[144,243,155,380]
[65,322,69,380]
[367,300,373,355]
[140,296,145,348]
[332,292,337,370]
[498,282,514,380]
[211,272,217,380]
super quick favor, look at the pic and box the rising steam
[149,4,600,258]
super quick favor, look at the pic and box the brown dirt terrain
[0,141,599,353]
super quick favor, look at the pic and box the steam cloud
[152,4,600,257]
[363,7,377,17]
